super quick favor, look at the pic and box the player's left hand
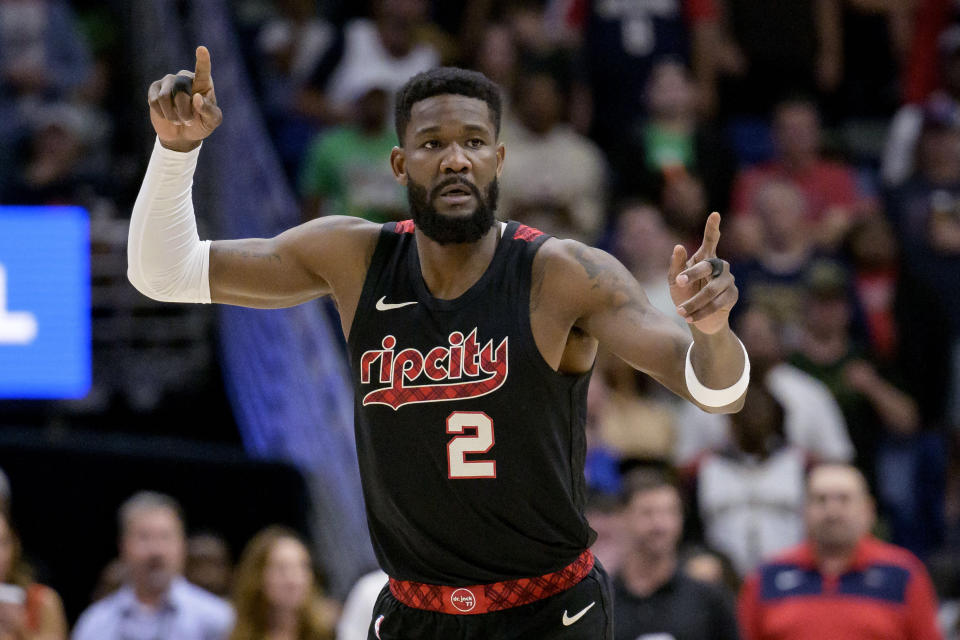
[668,212,739,335]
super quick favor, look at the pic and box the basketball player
[131,47,749,639]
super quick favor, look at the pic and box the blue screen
[0,206,91,398]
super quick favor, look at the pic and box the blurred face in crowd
[186,534,232,597]
[393,94,504,244]
[121,507,185,596]
[517,72,563,135]
[754,180,808,249]
[805,291,850,338]
[737,307,782,370]
[614,204,674,274]
[262,537,314,613]
[805,465,875,554]
[476,24,517,88]
[374,0,427,56]
[773,103,821,163]
[729,385,781,456]
[918,125,960,184]
[625,486,683,559]
[646,61,696,120]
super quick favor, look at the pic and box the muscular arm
[535,239,746,413]
[209,215,378,309]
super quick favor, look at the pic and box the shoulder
[863,538,928,573]
[175,580,234,625]
[72,592,123,632]
[282,215,382,258]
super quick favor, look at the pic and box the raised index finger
[694,211,722,260]
[192,46,213,94]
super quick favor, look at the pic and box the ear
[390,146,407,186]
[496,142,506,178]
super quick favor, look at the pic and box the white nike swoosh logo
[561,601,595,626]
[375,296,418,311]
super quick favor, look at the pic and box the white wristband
[684,338,750,407]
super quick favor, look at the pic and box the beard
[407,175,499,245]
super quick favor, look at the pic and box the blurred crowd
[2,0,960,638]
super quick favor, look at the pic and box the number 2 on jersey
[446,411,496,479]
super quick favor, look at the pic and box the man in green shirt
[299,84,406,223]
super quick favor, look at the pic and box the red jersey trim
[389,550,594,614]
[394,220,415,234]
[512,224,544,242]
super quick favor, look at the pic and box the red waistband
[388,550,594,615]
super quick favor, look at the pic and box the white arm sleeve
[127,137,212,303]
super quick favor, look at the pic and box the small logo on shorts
[374,614,384,638]
[450,588,477,612]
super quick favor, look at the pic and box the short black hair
[394,67,502,144]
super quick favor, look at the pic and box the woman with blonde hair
[0,511,67,640]
[229,526,336,640]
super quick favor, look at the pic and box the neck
[801,329,848,363]
[415,222,500,299]
[814,542,858,576]
[621,550,676,597]
[781,153,816,173]
[269,607,300,635]
[133,582,170,609]
[653,113,695,133]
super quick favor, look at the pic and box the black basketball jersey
[346,219,595,586]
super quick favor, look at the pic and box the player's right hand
[147,45,222,152]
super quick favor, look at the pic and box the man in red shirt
[730,98,866,253]
[738,463,942,640]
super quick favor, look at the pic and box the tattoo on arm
[572,246,645,314]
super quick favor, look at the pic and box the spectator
[790,261,920,481]
[252,0,338,174]
[585,490,630,576]
[611,201,685,325]
[729,180,837,337]
[298,81,405,223]
[71,492,234,640]
[693,384,808,577]
[614,469,740,640]
[335,568,387,640]
[229,526,336,640]
[186,532,234,599]
[730,98,865,249]
[0,511,67,640]
[886,102,960,430]
[614,59,735,211]
[311,0,440,120]
[827,0,912,122]
[499,63,607,242]
[843,216,902,363]
[716,0,840,117]
[675,305,853,465]
[902,0,959,106]
[885,27,960,188]
[738,464,942,640]
[571,0,726,152]
[2,102,109,207]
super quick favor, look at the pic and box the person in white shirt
[675,305,852,464]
